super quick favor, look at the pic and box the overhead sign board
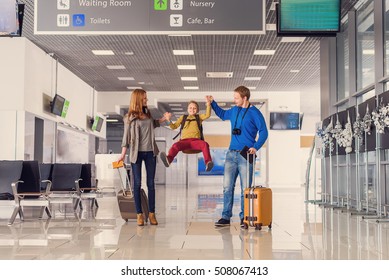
[34,0,265,34]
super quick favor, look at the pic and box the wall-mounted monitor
[270,112,302,130]
[50,94,70,118]
[0,1,24,37]
[91,116,104,132]
[276,0,341,37]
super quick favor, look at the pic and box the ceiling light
[266,24,276,31]
[281,37,306,43]
[178,65,196,70]
[92,50,115,55]
[244,77,261,81]
[169,104,182,107]
[248,65,267,70]
[138,82,145,84]
[184,86,199,90]
[290,70,300,73]
[127,86,140,90]
[247,87,256,90]
[363,49,374,55]
[124,51,134,55]
[173,50,194,55]
[106,65,126,70]
[254,50,276,55]
[206,72,233,78]
[168,34,192,37]
[270,2,277,10]
[118,77,135,81]
[106,119,119,123]
[181,77,198,81]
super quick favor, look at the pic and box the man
[206,86,268,227]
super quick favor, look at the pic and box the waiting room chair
[0,161,23,225]
[14,161,52,223]
[39,163,53,192]
[48,163,82,219]
[78,163,100,210]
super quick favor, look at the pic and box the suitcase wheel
[125,219,128,222]
[243,222,249,230]
[255,223,262,231]
[268,222,272,229]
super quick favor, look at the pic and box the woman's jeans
[131,151,156,214]
[221,150,253,220]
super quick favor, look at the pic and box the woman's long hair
[128,89,150,120]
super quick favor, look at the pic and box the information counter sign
[34,0,265,35]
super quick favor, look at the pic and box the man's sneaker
[215,218,230,227]
[240,218,245,228]
[205,161,214,172]
[160,152,170,167]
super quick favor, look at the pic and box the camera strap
[233,103,251,130]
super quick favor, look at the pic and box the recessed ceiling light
[281,37,306,43]
[92,50,115,55]
[248,65,267,70]
[127,87,140,90]
[178,65,196,70]
[124,51,134,55]
[138,82,145,84]
[169,104,182,107]
[206,72,233,78]
[266,24,276,31]
[181,77,198,81]
[171,108,184,111]
[184,86,199,90]
[247,87,257,90]
[106,65,126,70]
[270,2,277,10]
[173,50,194,55]
[118,77,135,81]
[363,49,374,55]
[168,34,192,37]
[106,119,119,123]
[254,50,276,55]
[244,77,261,81]
[290,70,300,73]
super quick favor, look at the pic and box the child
[160,99,214,171]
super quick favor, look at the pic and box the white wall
[0,111,25,160]
[0,37,106,160]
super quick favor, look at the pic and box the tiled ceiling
[16,0,360,92]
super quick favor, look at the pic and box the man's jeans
[221,150,253,220]
[131,151,156,214]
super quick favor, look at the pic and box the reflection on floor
[1,184,389,260]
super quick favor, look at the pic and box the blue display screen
[278,0,340,34]
[270,112,300,130]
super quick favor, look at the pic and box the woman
[119,89,166,226]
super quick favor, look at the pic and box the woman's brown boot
[137,213,144,226]
[149,212,158,225]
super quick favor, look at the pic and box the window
[337,19,349,101]
[356,0,375,90]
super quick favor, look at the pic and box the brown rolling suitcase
[113,161,149,223]
[243,154,272,230]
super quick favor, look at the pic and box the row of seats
[0,161,100,225]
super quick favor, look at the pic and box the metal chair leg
[8,206,20,225]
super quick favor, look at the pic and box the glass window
[385,0,389,75]
[337,19,349,101]
[356,0,375,90]
[356,88,375,103]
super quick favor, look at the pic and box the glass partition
[356,0,375,90]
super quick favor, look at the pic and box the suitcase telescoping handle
[112,161,133,198]
[246,152,255,189]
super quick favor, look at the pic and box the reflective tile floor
[1,184,389,260]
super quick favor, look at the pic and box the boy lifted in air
[160,98,214,172]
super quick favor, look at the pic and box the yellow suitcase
[242,153,272,230]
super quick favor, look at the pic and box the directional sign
[35,0,265,34]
